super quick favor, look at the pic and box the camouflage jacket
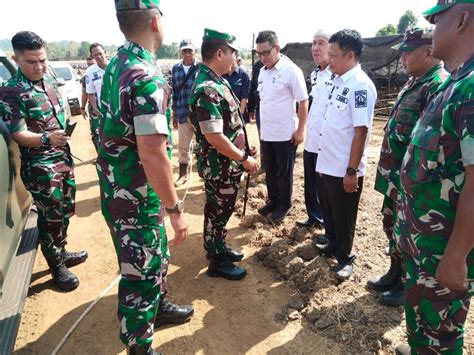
[0,69,70,169]
[397,55,474,255]
[97,41,171,227]
[374,63,447,200]
[189,64,246,179]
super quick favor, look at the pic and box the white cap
[313,30,330,40]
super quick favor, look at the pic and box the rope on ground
[51,275,121,355]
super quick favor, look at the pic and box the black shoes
[379,280,405,307]
[207,254,247,280]
[46,255,80,291]
[154,298,194,328]
[269,208,290,223]
[206,244,244,262]
[367,256,402,292]
[315,242,335,257]
[296,219,322,228]
[62,249,88,268]
[313,234,329,246]
[127,344,161,355]
[257,202,277,216]
[335,264,353,281]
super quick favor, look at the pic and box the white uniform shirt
[304,66,334,153]
[258,55,308,142]
[85,64,105,107]
[316,64,377,177]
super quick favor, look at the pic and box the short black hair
[116,8,160,37]
[201,42,232,62]
[11,31,45,54]
[256,30,279,46]
[89,42,105,54]
[329,29,363,59]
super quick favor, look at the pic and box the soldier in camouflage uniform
[98,2,192,353]
[0,31,88,291]
[393,1,474,354]
[367,28,448,308]
[189,29,259,281]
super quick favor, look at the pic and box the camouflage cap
[423,0,474,24]
[391,27,433,52]
[202,28,238,51]
[115,0,160,12]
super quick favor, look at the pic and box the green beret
[423,0,474,24]
[391,27,433,52]
[202,28,238,51]
[115,0,160,12]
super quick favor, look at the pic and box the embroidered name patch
[355,90,368,108]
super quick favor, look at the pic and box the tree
[398,10,418,34]
[78,41,91,60]
[156,43,180,59]
[376,24,398,37]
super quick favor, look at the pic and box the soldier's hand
[291,129,304,146]
[93,109,100,117]
[49,130,68,147]
[81,108,89,120]
[436,254,468,291]
[243,156,259,174]
[169,212,188,246]
[343,174,358,193]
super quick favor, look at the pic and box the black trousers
[303,150,325,224]
[322,174,363,265]
[261,140,296,211]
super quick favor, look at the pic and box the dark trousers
[303,150,325,224]
[322,174,363,265]
[261,140,296,211]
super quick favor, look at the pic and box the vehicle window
[53,67,72,81]
[0,63,12,82]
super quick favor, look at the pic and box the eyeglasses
[256,46,275,57]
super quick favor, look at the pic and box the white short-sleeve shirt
[85,64,105,107]
[315,64,377,177]
[305,66,334,153]
[258,55,309,142]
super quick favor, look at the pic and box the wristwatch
[165,200,184,214]
[40,132,50,146]
[238,151,249,163]
[346,167,359,176]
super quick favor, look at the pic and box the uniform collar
[450,54,474,81]
[122,40,157,66]
[339,64,361,83]
[414,63,444,85]
[201,64,222,83]
[14,68,45,90]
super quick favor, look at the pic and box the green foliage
[376,24,398,37]
[398,10,418,34]
[156,42,180,59]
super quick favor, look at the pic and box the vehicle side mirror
[56,78,66,87]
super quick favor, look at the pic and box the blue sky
[2,0,434,47]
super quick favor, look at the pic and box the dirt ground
[13,115,474,355]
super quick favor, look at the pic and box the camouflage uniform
[81,75,100,151]
[374,63,447,260]
[0,69,75,259]
[96,40,171,347]
[189,64,246,257]
[395,54,474,353]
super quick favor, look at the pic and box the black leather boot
[62,249,88,268]
[380,277,405,307]
[366,256,402,292]
[127,344,161,355]
[174,163,188,187]
[46,255,79,291]
[207,254,247,280]
[206,244,244,262]
[154,298,194,328]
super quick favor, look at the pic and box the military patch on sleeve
[355,90,368,108]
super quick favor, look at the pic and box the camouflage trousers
[381,196,401,263]
[21,163,75,258]
[107,222,169,347]
[401,237,474,354]
[88,108,100,153]
[203,172,242,257]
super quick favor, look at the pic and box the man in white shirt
[297,30,334,234]
[84,43,108,151]
[256,30,309,223]
[315,29,377,281]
